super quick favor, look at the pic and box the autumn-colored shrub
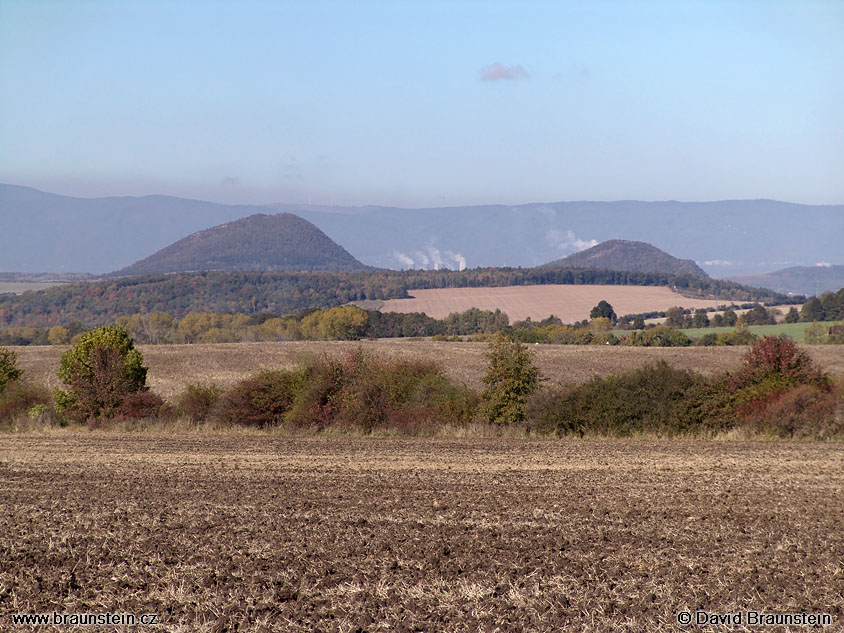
[527,362,721,437]
[213,370,305,427]
[740,384,841,438]
[285,349,476,432]
[115,391,168,421]
[0,381,52,424]
[175,384,224,422]
[730,336,829,392]
[214,349,476,433]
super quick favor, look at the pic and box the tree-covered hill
[0,267,797,328]
[112,213,369,275]
[728,265,844,296]
[545,240,709,278]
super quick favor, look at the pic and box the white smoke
[392,250,415,268]
[546,229,597,253]
[446,250,467,271]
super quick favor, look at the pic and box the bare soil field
[13,341,844,400]
[1,435,841,632]
[380,285,728,322]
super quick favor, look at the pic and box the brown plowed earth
[1,435,842,632]
[12,341,844,399]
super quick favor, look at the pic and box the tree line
[0,266,798,329]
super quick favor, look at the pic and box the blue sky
[1,0,842,207]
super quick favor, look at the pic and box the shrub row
[2,335,842,438]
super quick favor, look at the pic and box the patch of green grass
[680,322,839,344]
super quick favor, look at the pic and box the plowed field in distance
[380,284,727,322]
[2,435,842,632]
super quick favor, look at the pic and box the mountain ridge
[2,183,842,276]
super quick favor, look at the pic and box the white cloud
[704,260,734,266]
[816,261,832,267]
[480,62,529,81]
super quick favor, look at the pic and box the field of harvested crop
[12,340,844,401]
[380,284,728,322]
[1,435,842,632]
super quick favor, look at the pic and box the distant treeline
[0,267,798,329]
[7,301,841,348]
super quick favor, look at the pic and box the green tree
[784,307,800,324]
[0,347,22,393]
[693,309,710,328]
[590,300,617,323]
[481,335,539,425]
[47,325,70,345]
[664,306,686,328]
[631,316,646,330]
[55,325,147,420]
[800,297,824,322]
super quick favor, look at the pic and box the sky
[1,0,842,207]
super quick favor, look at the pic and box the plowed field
[380,285,727,321]
[2,435,842,632]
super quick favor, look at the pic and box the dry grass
[1,434,842,632]
[12,340,844,400]
[380,284,729,322]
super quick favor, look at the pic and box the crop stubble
[12,341,844,400]
[1,435,842,632]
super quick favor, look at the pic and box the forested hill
[546,240,709,278]
[0,268,797,328]
[113,213,369,275]
[728,265,844,296]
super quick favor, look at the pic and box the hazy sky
[1,0,842,207]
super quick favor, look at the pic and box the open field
[0,281,64,295]
[379,284,728,322]
[680,321,840,344]
[12,340,844,400]
[1,435,842,632]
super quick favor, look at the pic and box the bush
[115,391,167,421]
[623,326,691,347]
[527,362,721,437]
[285,349,476,432]
[175,384,224,422]
[0,347,22,393]
[730,336,829,392]
[480,336,539,425]
[740,384,841,438]
[55,326,150,422]
[214,349,477,433]
[0,381,52,424]
[214,370,305,427]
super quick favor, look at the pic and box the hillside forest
[0,267,798,330]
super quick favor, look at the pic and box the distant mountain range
[728,265,844,296]
[546,239,709,278]
[2,184,842,283]
[113,213,368,276]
